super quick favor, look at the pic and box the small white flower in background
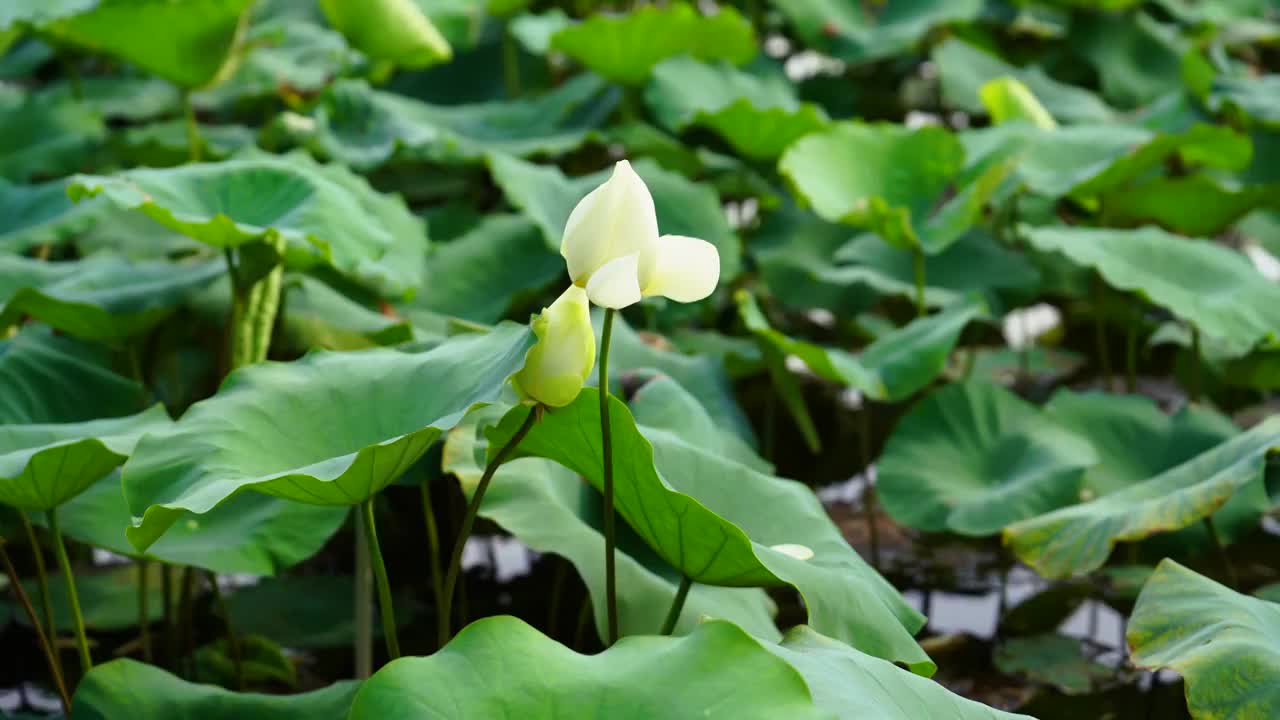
[770,543,815,561]
[513,285,595,408]
[1002,303,1062,351]
[560,160,720,310]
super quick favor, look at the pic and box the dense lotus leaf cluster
[0,0,1278,718]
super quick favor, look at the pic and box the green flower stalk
[558,159,721,644]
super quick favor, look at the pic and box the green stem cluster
[226,237,286,371]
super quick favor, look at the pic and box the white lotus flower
[561,160,720,309]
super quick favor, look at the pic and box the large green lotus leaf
[0,178,103,253]
[313,75,614,169]
[67,151,427,299]
[1023,225,1280,358]
[549,4,756,86]
[768,626,1032,719]
[491,391,932,673]
[966,122,1249,202]
[599,313,754,443]
[780,122,1005,253]
[992,633,1113,696]
[73,659,361,719]
[488,153,742,283]
[770,0,981,64]
[830,230,1040,308]
[1004,416,1280,578]
[1128,559,1280,718]
[0,328,145,424]
[278,275,414,352]
[122,323,533,551]
[319,0,450,69]
[48,470,347,575]
[442,420,780,640]
[43,0,253,89]
[40,74,180,122]
[738,291,985,402]
[407,214,562,324]
[934,38,1114,123]
[627,376,769,473]
[193,15,353,110]
[1044,392,1268,554]
[0,255,224,341]
[0,86,105,182]
[1208,74,1280,129]
[1044,391,1238,497]
[1100,175,1280,237]
[350,616,822,719]
[0,404,169,511]
[1072,11,1186,108]
[1068,123,1251,198]
[644,57,828,160]
[878,382,1098,536]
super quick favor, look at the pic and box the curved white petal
[561,160,658,285]
[640,235,720,303]
[584,253,642,309]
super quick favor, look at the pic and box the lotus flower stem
[439,408,540,646]
[419,481,445,647]
[660,575,694,635]
[359,498,401,660]
[137,560,152,664]
[353,508,373,678]
[0,538,71,714]
[46,507,92,674]
[599,308,620,645]
[18,513,58,661]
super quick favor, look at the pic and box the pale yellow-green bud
[514,285,595,407]
[979,77,1057,130]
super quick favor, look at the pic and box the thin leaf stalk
[439,408,540,645]
[660,575,694,636]
[46,507,92,674]
[0,539,71,714]
[419,481,445,647]
[353,508,373,679]
[19,513,58,662]
[360,498,401,660]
